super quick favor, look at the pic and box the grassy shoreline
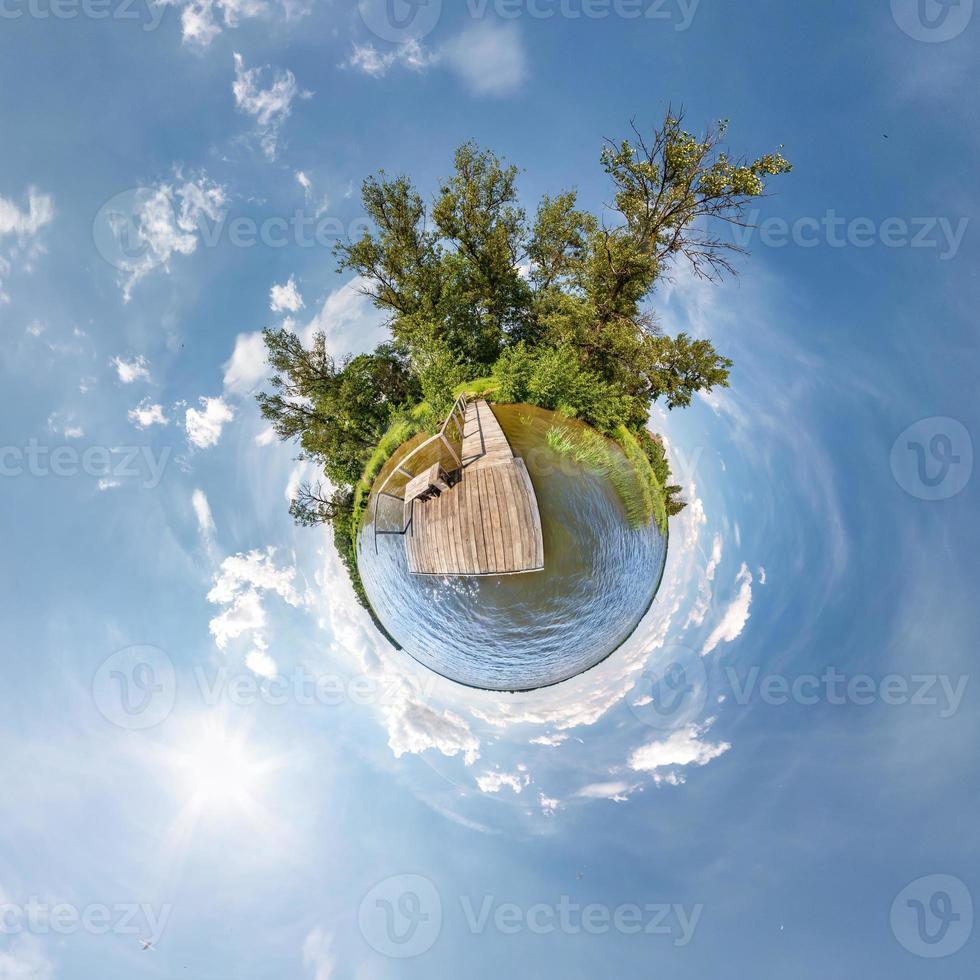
[546,420,669,534]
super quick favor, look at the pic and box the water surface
[358,404,668,691]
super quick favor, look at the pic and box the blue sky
[1,0,978,976]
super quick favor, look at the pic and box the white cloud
[191,488,215,537]
[223,331,268,394]
[629,725,731,785]
[442,22,527,97]
[538,792,559,816]
[303,276,387,359]
[574,780,637,802]
[530,733,568,747]
[105,174,226,301]
[246,637,277,679]
[302,928,334,980]
[255,426,277,447]
[97,478,121,491]
[686,532,723,628]
[233,52,308,160]
[112,354,150,384]
[384,696,480,766]
[208,547,301,607]
[294,172,330,216]
[343,38,436,78]
[185,396,235,449]
[128,400,169,429]
[0,934,55,980]
[270,275,304,313]
[343,26,525,97]
[161,0,309,48]
[701,563,753,656]
[0,188,54,302]
[475,766,531,795]
[207,547,302,655]
[209,588,267,649]
[0,190,54,237]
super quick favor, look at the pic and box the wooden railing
[371,394,468,550]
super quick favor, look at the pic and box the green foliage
[258,111,789,616]
[257,331,421,488]
[493,341,631,432]
[413,328,471,418]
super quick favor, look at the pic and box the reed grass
[546,422,668,533]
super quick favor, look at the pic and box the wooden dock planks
[406,460,544,576]
[398,398,545,576]
[461,399,513,469]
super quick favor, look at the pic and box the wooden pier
[404,400,544,576]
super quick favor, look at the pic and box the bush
[493,342,629,432]
[493,341,536,403]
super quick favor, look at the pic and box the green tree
[257,330,420,487]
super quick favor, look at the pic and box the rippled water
[357,404,668,691]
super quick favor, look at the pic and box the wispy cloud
[344,22,527,97]
[302,927,334,980]
[701,563,753,656]
[0,187,54,302]
[629,724,731,786]
[233,53,309,160]
[441,21,527,97]
[223,332,268,395]
[98,173,226,302]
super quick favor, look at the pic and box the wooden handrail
[371,395,469,550]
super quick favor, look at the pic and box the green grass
[453,376,499,398]
[613,424,668,534]
[546,421,668,534]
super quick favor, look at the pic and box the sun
[169,719,273,816]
